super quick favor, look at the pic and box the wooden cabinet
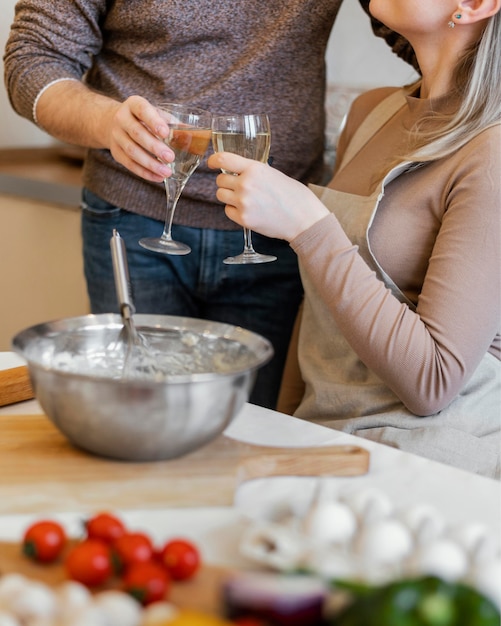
[0,149,89,350]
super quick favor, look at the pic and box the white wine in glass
[139,103,212,255]
[212,113,277,264]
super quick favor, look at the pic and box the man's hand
[106,95,174,182]
[36,83,174,183]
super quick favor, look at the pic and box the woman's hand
[208,152,329,241]
[107,95,174,183]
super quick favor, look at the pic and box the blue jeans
[81,189,303,409]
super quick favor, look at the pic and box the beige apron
[295,90,501,479]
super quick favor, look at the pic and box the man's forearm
[35,80,121,149]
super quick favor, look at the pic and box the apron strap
[337,88,409,172]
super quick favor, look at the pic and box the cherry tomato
[159,538,201,581]
[22,520,66,563]
[85,511,126,543]
[113,531,154,570]
[65,538,113,587]
[122,560,170,605]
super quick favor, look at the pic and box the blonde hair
[406,11,501,162]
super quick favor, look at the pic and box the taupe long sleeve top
[291,87,500,417]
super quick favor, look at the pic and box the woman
[208,0,501,479]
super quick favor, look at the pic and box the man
[4,0,415,408]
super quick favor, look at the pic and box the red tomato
[65,539,113,587]
[159,538,201,581]
[22,520,66,563]
[85,511,126,543]
[113,531,154,570]
[122,561,170,605]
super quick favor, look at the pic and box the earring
[448,20,455,27]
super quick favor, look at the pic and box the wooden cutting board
[0,412,369,515]
[0,366,34,407]
[0,539,230,614]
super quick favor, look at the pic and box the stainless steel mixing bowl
[12,313,273,461]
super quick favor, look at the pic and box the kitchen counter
[0,145,82,206]
[1,352,500,572]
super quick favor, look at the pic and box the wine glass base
[223,252,277,265]
[139,237,191,256]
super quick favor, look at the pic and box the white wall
[1,0,54,148]
[0,0,418,150]
[323,0,419,159]
[327,0,418,88]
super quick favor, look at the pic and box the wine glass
[212,113,277,264]
[139,103,212,255]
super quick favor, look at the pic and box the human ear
[454,0,500,24]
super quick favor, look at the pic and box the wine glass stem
[243,228,257,254]
[162,177,185,241]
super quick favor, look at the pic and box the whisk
[109,229,159,378]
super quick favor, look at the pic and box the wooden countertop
[0,145,83,206]
[0,411,369,515]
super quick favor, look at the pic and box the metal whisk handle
[110,229,136,320]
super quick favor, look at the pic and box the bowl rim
[12,313,274,384]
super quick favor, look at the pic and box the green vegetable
[328,576,500,626]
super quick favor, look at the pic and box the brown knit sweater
[4,0,414,230]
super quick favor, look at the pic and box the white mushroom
[450,522,499,564]
[411,538,468,581]
[140,602,179,626]
[0,574,30,605]
[341,487,393,524]
[55,581,92,612]
[303,500,357,546]
[6,582,57,622]
[94,590,143,626]
[308,546,361,581]
[239,521,308,570]
[356,518,413,567]
[470,557,501,611]
[399,503,446,544]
